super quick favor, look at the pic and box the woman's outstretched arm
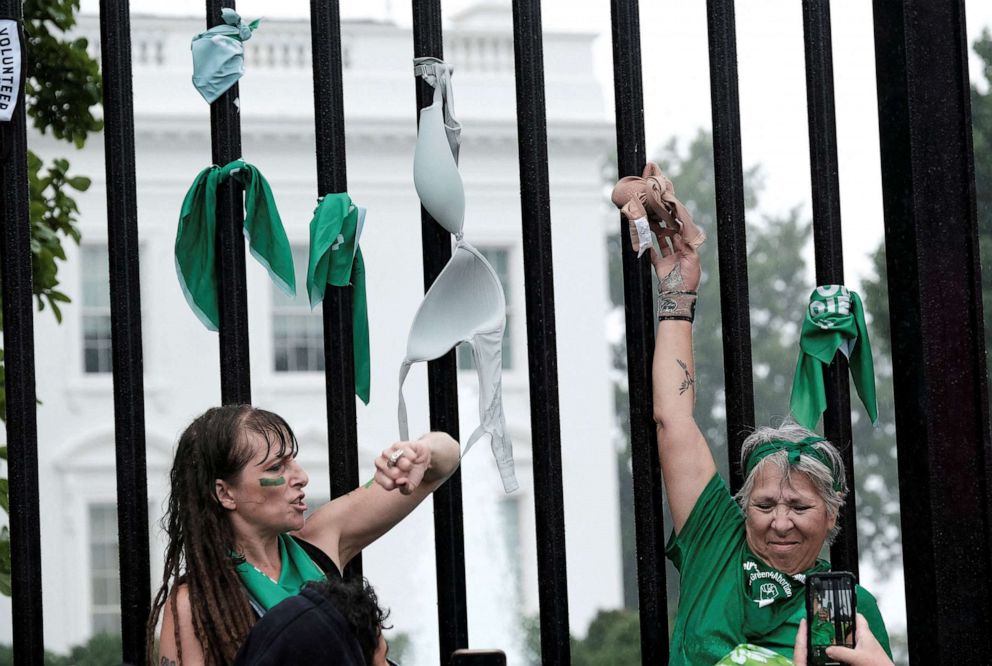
[651,234,716,533]
[295,431,460,569]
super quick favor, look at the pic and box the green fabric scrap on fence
[306,193,370,404]
[790,285,877,429]
[175,160,295,331]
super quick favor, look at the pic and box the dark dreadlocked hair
[146,405,300,665]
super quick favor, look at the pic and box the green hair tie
[743,436,843,491]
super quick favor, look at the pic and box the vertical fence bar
[310,0,362,575]
[872,0,992,660]
[609,0,669,663]
[800,0,859,576]
[410,2,469,661]
[0,6,44,663]
[509,0,571,662]
[206,0,251,404]
[98,1,151,662]
[705,0,755,492]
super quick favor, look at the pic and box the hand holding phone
[795,614,894,666]
[805,572,857,666]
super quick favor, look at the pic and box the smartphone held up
[805,572,857,666]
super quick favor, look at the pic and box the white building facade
[0,6,622,663]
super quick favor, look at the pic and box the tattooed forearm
[676,359,695,396]
[161,657,176,666]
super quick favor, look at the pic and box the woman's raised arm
[651,234,716,533]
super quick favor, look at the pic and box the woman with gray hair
[644,206,891,664]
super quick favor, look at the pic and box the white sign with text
[0,20,22,122]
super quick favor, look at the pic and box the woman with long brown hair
[147,405,459,665]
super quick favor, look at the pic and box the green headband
[743,436,843,492]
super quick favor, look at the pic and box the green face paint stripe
[259,476,286,487]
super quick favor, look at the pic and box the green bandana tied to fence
[176,160,295,331]
[790,285,877,430]
[306,193,370,404]
[235,534,326,610]
[191,8,261,103]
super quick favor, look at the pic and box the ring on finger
[386,449,406,468]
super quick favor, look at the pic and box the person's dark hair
[146,405,300,666]
[307,576,391,665]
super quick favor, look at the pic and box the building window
[82,245,112,374]
[273,248,324,372]
[89,503,120,635]
[457,246,513,370]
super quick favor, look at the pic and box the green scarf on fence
[790,285,877,429]
[306,193,370,404]
[175,160,295,330]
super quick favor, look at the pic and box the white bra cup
[397,241,517,493]
[404,243,504,362]
[405,57,517,492]
[413,99,465,237]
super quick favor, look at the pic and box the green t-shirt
[665,474,891,665]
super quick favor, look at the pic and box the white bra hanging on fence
[398,57,518,493]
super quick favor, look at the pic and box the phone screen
[807,573,856,666]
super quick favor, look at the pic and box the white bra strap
[467,329,518,493]
[397,361,413,441]
[413,56,462,162]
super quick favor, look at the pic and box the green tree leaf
[66,175,91,191]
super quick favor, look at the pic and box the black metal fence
[2,0,991,663]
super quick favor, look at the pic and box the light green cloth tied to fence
[191,8,261,103]
[790,285,877,430]
[175,160,295,331]
[306,193,370,404]
[714,644,796,666]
